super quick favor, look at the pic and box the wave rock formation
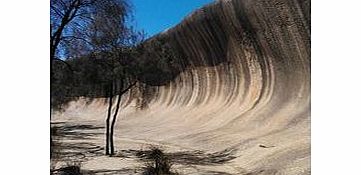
[55,0,310,174]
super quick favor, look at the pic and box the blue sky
[131,0,215,38]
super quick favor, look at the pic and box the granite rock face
[135,0,310,109]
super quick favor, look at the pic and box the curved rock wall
[130,0,310,112]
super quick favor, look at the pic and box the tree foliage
[50,0,145,109]
[50,0,134,59]
[51,37,180,110]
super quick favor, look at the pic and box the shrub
[142,148,177,175]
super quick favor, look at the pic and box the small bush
[51,163,82,175]
[59,166,81,175]
[142,148,177,175]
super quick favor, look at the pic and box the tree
[51,0,144,156]
[50,0,128,109]
[85,1,144,155]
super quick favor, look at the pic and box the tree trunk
[105,80,136,156]
[109,94,122,155]
[105,82,113,155]
[109,80,124,155]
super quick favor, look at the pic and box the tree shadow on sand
[134,148,238,166]
[51,122,105,163]
[51,122,104,140]
[51,122,251,174]
[113,147,239,174]
[83,168,141,175]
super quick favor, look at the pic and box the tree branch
[119,81,136,95]
[50,5,64,17]
[61,36,94,46]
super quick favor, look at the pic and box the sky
[131,0,215,38]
